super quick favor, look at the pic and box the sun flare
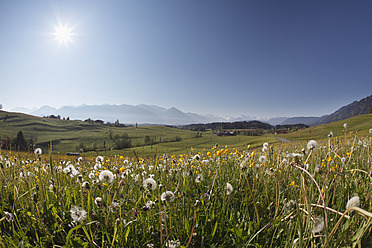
[52,23,75,46]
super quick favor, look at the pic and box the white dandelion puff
[312,216,324,233]
[369,128,372,134]
[346,195,360,211]
[70,206,87,223]
[195,174,204,183]
[34,148,42,155]
[259,156,267,163]
[94,197,102,206]
[166,240,181,248]
[95,156,104,163]
[225,183,233,195]
[343,123,347,129]
[99,170,114,183]
[307,140,319,151]
[88,172,95,179]
[4,211,14,222]
[161,191,175,202]
[143,178,157,191]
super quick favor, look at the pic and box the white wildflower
[161,191,175,202]
[312,216,324,233]
[343,123,347,129]
[4,211,14,222]
[99,170,114,183]
[259,156,267,163]
[143,178,157,191]
[34,148,42,155]
[307,140,319,151]
[95,156,104,163]
[225,183,233,195]
[346,195,360,211]
[94,197,102,206]
[328,131,333,138]
[70,206,87,223]
[195,174,204,183]
[166,240,181,248]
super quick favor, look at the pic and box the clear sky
[1,0,371,118]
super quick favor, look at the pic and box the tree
[0,104,2,109]
[112,133,131,149]
[15,131,27,151]
[144,135,154,145]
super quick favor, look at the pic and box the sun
[52,23,75,46]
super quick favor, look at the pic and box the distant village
[44,115,128,127]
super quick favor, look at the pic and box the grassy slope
[1,110,370,157]
[0,110,270,156]
[278,113,372,141]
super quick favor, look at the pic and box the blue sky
[0,0,371,118]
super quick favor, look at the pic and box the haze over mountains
[10,94,372,126]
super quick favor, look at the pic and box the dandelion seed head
[307,140,319,151]
[96,156,104,163]
[225,182,233,195]
[143,178,157,191]
[70,206,87,223]
[4,211,14,222]
[94,197,102,205]
[312,216,324,233]
[166,240,181,248]
[161,191,175,202]
[346,195,360,211]
[195,174,204,183]
[259,155,267,163]
[99,170,114,183]
[34,148,42,155]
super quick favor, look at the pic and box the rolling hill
[282,94,372,126]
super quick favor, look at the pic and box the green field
[0,110,273,157]
[1,111,372,247]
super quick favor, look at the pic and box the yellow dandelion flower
[120,167,125,173]
[326,157,332,162]
[119,156,124,159]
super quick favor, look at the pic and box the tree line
[0,131,37,152]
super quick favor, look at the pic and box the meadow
[1,119,372,247]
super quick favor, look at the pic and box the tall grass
[0,128,372,247]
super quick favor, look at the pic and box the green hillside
[0,110,271,156]
[1,110,370,157]
[278,113,372,141]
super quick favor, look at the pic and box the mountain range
[10,94,372,126]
